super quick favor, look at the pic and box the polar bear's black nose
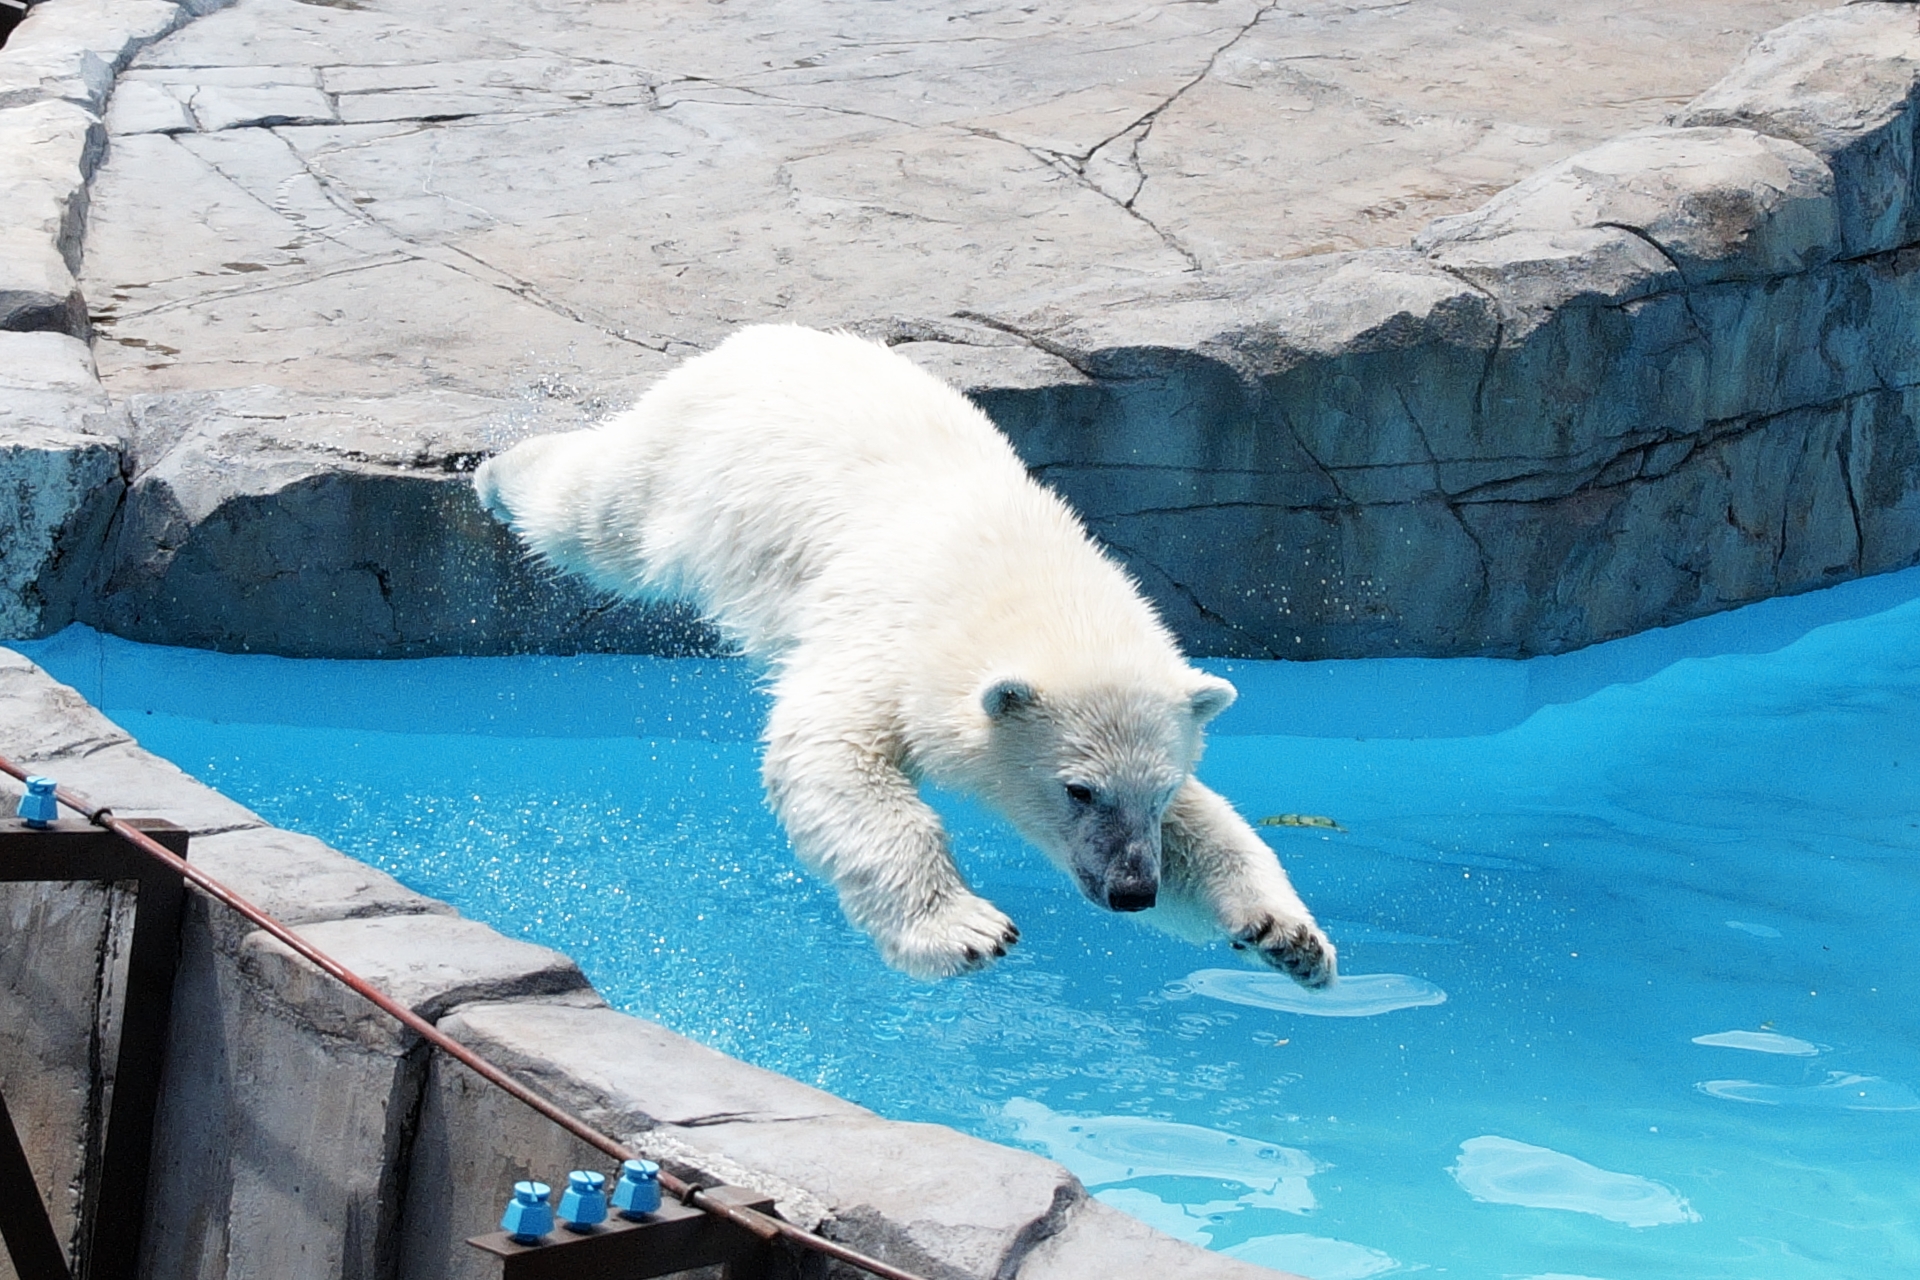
[1106,881,1158,912]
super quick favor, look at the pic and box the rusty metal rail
[0,752,932,1280]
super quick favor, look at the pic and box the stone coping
[0,644,1306,1277]
[2,1,1919,661]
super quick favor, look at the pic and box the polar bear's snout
[1102,837,1160,912]
[1071,811,1163,913]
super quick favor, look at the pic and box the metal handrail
[0,753,931,1280]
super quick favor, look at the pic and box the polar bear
[474,325,1334,985]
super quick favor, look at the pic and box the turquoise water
[16,571,1920,1280]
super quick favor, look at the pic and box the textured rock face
[48,0,1896,660]
[4,0,1916,660]
[0,332,125,638]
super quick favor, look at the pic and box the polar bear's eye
[1064,783,1096,806]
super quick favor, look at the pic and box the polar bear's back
[554,327,1105,658]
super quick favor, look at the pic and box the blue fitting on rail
[16,776,57,828]
[611,1158,661,1218]
[500,1180,554,1243]
[557,1169,608,1231]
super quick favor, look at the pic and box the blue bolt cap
[558,1169,608,1231]
[17,776,57,828]
[611,1159,661,1218]
[501,1180,553,1243]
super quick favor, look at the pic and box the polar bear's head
[975,672,1236,912]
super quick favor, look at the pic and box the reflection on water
[1006,1097,1400,1279]
[1691,1029,1821,1056]
[1004,1097,1317,1210]
[1449,1136,1698,1227]
[1223,1232,1400,1279]
[1697,1073,1920,1111]
[17,565,1920,1279]
[1179,969,1448,1017]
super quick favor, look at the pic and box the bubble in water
[1184,969,1446,1016]
[1691,1030,1820,1056]
[1697,1072,1920,1111]
[1449,1136,1698,1227]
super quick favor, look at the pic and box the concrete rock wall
[0,648,1297,1279]
[2,0,1916,659]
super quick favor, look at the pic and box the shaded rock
[0,331,125,638]
[75,384,718,655]
[1678,1,1920,257]
[0,877,116,1274]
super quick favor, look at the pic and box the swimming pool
[17,569,1920,1280]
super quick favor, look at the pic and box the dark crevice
[960,1,1281,271]
[993,1181,1082,1280]
[1834,420,1867,574]
[372,1039,432,1280]
[1596,219,1713,344]
[950,312,1099,380]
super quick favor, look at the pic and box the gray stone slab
[0,0,185,112]
[1679,1,1920,257]
[187,80,336,131]
[0,878,115,1279]
[62,0,1920,662]
[0,645,134,761]
[1417,126,1839,286]
[0,647,264,830]
[0,98,104,335]
[101,78,194,134]
[89,0,1832,382]
[186,825,454,950]
[138,899,422,1280]
[434,1000,1269,1280]
[239,914,595,1045]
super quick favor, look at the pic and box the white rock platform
[7,0,1919,659]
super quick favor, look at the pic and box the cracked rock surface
[53,0,1901,658]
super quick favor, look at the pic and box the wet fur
[475,325,1335,984]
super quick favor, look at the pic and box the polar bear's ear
[1188,673,1237,725]
[981,678,1039,720]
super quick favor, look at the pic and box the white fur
[475,325,1334,983]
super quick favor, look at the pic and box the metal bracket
[0,818,188,1280]
[468,1184,782,1279]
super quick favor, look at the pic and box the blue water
[15,570,1920,1280]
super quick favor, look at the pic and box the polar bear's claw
[1236,916,1337,989]
[882,894,1020,979]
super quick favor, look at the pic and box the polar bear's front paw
[1231,915,1337,989]
[878,893,1020,980]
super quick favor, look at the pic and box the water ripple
[1449,1136,1698,1227]
[1181,969,1447,1017]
